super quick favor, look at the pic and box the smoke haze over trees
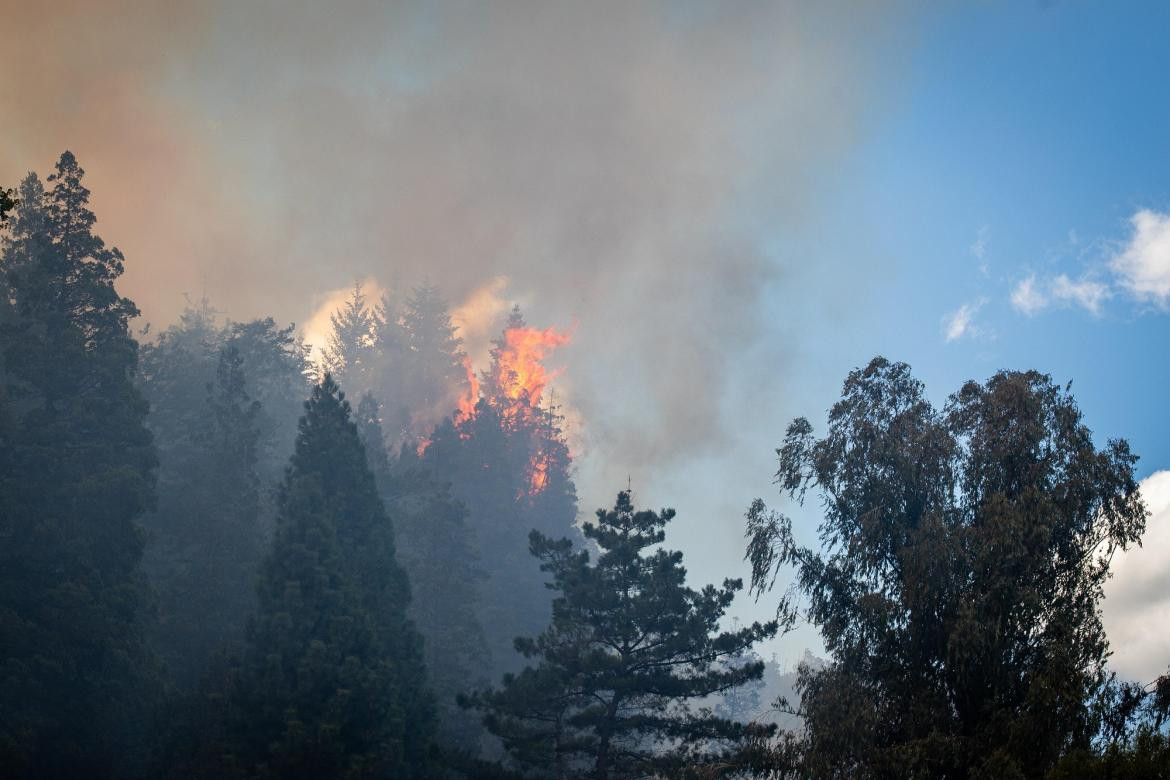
[2,143,1168,777]
[4,3,1170,777]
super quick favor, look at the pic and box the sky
[2,1,1167,682]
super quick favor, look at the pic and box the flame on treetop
[492,325,572,413]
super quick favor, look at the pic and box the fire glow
[494,326,572,415]
[416,324,572,497]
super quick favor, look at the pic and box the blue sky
[838,1,1170,476]
[747,1,1170,676]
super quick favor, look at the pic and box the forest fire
[528,454,550,495]
[455,356,479,423]
[493,325,572,416]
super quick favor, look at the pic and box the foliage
[0,152,159,775]
[466,491,779,779]
[0,186,16,222]
[138,300,311,688]
[356,393,492,753]
[745,357,1149,779]
[209,377,437,778]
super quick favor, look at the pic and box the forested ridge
[1,153,1168,778]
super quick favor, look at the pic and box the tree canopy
[745,357,1148,779]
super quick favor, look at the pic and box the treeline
[0,153,1167,779]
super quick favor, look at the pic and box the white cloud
[1051,274,1109,316]
[1111,209,1170,309]
[1103,470,1170,683]
[942,298,985,342]
[1011,275,1048,316]
[1010,273,1108,317]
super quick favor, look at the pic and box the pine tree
[355,394,491,754]
[422,402,564,678]
[139,304,311,688]
[400,282,469,429]
[323,281,377,396]
[0,185,17,222]
[225,377,436,778]
[145,344,263,687]
[368,288,413,448]
[0,153,159,775]
[466,491,779,779]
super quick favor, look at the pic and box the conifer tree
[139,304,311,687]
[145,344,263,686]
[0,153,159,775]
[416,306,582,681]
[323,281,377,396]
[400,282,469,426]
[0,185,17,222]
[356,394,490,753]
[226,377,436,778]
[368,289,413,447]
[466,491,778,779]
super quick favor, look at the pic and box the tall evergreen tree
[224,377,436,778]
[355,394,490,754]
[0,153,158,775]
[421,307,580,678]
[323,281,377,396]
[466,491,778,779]
[368,288,412,447]
[144,344,263,686]
[745,357,1148,779]
[400,282,469,428]
[138,304,311,687]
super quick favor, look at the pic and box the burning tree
[417,304,581,677]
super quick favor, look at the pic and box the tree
[145,344,263,687]
[420,307,581,679]
[138,303,312,688]
[399,282,469,430]
[744,357,1148,779]
[222,376,436,778]
[0,152,159,775]
[0,185,17,222]
[356,395,491,753]
[323,281,377,396]
[466,491,779,779]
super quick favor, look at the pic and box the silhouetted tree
[0,152,159,776]
[0,185,17,222]
[421,308,581,679]
[356,394,491,753]
[400,283,469,429]
[466,491,778,779]
[138,303,311,688]
[143,344,263,686]
[745,357,1148,779]
[224,377,436,778]
[323,281,377,395]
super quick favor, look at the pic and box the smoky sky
[2,1,917,643]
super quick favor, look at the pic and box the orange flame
[495,326,571,413]
[528,454,550,495]
[416,436,431,457]
[455,356,480,423]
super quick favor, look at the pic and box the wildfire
[431,322,571,497]
[455,356,480,423]
[528,454,550,495]
[494,326,572,414]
